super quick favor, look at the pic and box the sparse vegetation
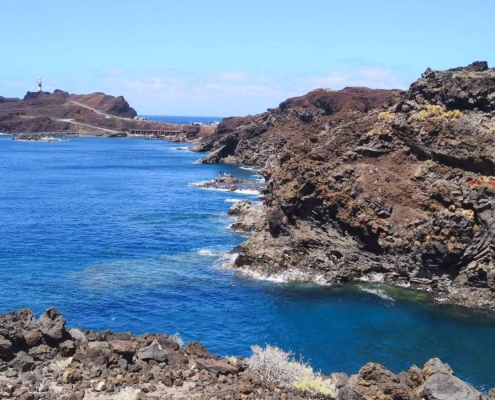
[225,355,239,365]
[412,105,463,121]
[247,344,335,398]
[378,111,395,120]
[55,356,73,371]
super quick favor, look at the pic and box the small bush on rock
[412,105,462,121]
[225,355,238,365]
[378,111,395,120]
[247,344,335,397]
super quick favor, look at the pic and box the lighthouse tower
[37,78,42,92]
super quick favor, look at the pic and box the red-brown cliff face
[194,62,495,309]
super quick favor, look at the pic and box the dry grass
[247,344,335,397]
[411,105,462,121]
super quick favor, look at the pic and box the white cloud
[95,66,410,116]
[305,67,408,91]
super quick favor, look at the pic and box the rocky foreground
[0,308,493,400]
[194,61,495,309]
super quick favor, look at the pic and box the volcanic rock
[194,62,495,309]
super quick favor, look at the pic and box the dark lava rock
[194,62,495,310]
[137,341,167,362]
[184,341,216,359]
[8,351,34,372]
[59,340,76,357]
[38,308,67,343]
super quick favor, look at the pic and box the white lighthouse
[37,78,42,92]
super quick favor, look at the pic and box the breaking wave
[357,286,395,302]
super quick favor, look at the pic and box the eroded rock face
[195,62,495,309]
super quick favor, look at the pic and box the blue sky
[1,1,494,116]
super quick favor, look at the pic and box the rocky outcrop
[228,200,265,232]
[195,62,495,309]
[0,308,491,399]
[337,358,486,400]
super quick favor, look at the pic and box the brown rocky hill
[194,61,495,309]
[0,90,213,140]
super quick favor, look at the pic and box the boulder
[137,341,167,362]
[8,351,34,372]
[0,335,13,360]
[23,329,43,347]
[62,368,82,383]
[423,372,482,400]
[38,308,66,343]
[0,309,36,346]
[422,359,482,400]
[109,340,140,355]
[69,328,88,347]
[59,340,76,357]
[28,344,53,361]
[337,362,418,400]
[184,341,215,358]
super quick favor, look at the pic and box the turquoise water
[0,136,494,391]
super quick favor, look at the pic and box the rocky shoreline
[0,308,493,400]
[192,175,263,194]
[194,62,495,310]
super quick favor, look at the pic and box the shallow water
[0,136,494,391]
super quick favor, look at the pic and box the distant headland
[0,88,214,141]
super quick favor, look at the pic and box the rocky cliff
[194,62,495,309]
[0,308,492,399]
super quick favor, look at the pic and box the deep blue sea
[1,135,494,391]
[140,115,223,125]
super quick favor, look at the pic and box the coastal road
[68,100,130,121]
[57,118,122,134]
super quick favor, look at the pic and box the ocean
[0,135,494,391]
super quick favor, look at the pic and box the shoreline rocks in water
[228,200,265,233]
[14,133,66,142]
[193,174,263,194]
[0,308,493,399]
[194,62,495,311]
